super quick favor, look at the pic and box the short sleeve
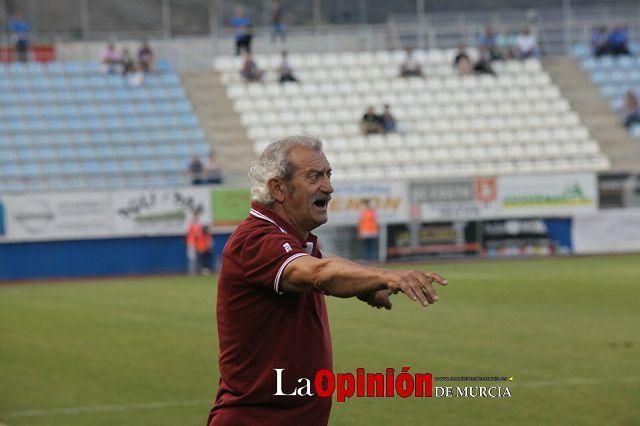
[242,230,310,294]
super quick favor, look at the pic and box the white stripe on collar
[249,208,286,233]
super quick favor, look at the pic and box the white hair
[249,135,323,206]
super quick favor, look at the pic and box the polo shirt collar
[249,201,318,248]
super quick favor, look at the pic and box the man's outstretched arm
[281,255,448,308]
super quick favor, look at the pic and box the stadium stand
[215,49,610,180]
[574,48,640,139]
[0,60,209,193]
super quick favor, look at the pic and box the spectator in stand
[120,47,135,75]
[380,104,397,133]
[592,26,609,57]
[197,225,213,275]
[360,106,384,135]
[479,25,500,60]
[8,12,30,62]
[138,39,155,73]
[358,199,380,261]
[204,152,224,184]
[453,44,473,74]
[399,47,424,77]
[621,90,640,128]
[240,53,264,82]
[496,27,518,60]
[270,0,286,44]
[607,24,630,56]
[473,46,496,75]
[232,6,252,56]
[277,50,298,83]
[186,210,203,276]
[517,27,539,60]
[101,42,121,74]
[189,155,204,184]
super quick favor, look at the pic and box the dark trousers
[362,238,379,261]
[197,250,212,273]
[235,35,252,56]
[15,40,29,62]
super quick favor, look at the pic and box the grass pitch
[1,254,639,426]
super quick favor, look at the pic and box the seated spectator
[101,42,121,74]
[517,28,539,60]
[240,53,264,82]
[621,90,640,128]
[203,152,224,184]
[496,27,518,60]
[399,48,424,77]
[453,44,473,74]
[278,50,298,83]
[138,39,154,73]
[120,47,135,75]
[592,26,609,57]
[360,106,384,135]
[380,104,397,133]
[479,25,500,60]
[473,46,496,75]
[607,24,630,56]
[189,155,204,185]
[128,62,145,87]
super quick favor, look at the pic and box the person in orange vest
[358,198,379,261]
[186,210,203,275]
[197,225,213,275]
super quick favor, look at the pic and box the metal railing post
[162,0,171,39]
[80,0,90,40]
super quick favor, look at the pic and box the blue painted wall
[0,233,233,281]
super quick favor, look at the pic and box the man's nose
[321,176,333,194]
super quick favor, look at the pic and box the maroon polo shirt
[208,202,333,426]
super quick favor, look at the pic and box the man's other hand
[386,270,448,308]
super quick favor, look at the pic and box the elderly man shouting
[207,135,448,426]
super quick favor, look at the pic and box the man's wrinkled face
[283,146,333,233]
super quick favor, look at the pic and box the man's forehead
[289,146,331,171]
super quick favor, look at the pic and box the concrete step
[182,71,256,179]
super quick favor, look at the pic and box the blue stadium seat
[0,60,205,191]
[82,161,102,174]
[22,163,40,176]
[136,144,155,156]
[115,145,135,157]
[42,162,62,176]
[38,147,57,160]
[155,60,173,73]
[103,161,121,174]
[1,163,21,177]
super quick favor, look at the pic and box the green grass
[1,255,639,426]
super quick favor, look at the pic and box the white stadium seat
[213,48,608,178]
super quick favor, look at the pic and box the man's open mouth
[313,199,329,208]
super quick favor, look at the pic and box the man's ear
[268,178,287,203]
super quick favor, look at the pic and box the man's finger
[421,281,439,304]
[426,272,448,286]
[404,281,430,307]
[413,272,437,304]
[400,284,423,306]
[383,296,393,310]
